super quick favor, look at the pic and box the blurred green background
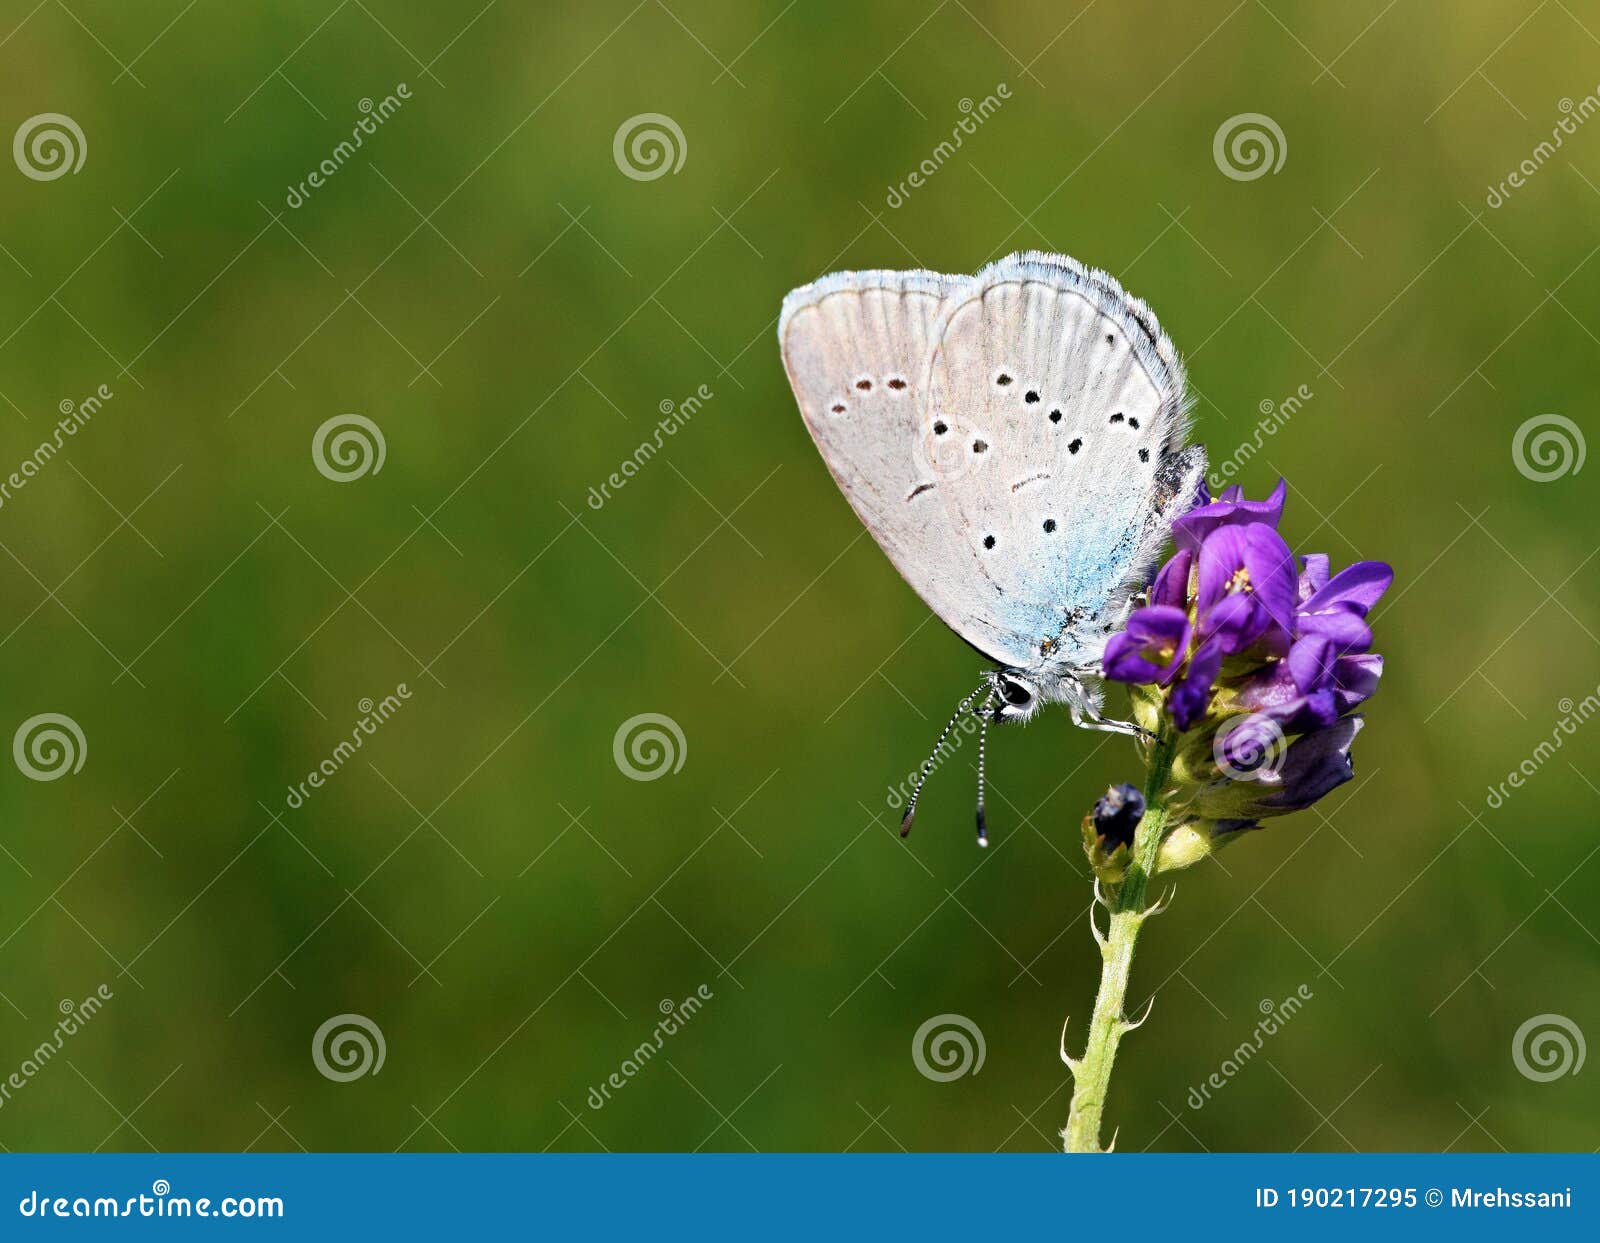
[0,0,1596,1153]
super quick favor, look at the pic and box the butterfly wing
[922,251,1206,669]
[780,268,1033,660]
[779,254,1205,676]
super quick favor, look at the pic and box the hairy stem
[1062,729,1177,1153]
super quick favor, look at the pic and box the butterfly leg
[1062,670,1152,741]
[1068,700,1147,739]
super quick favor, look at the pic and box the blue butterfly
[779,251,1205,843]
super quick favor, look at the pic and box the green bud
[1081,810,1131,884]
[1156,817,1259,873]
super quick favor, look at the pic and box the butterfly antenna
[900,679,988,838]
[975,690,996,847]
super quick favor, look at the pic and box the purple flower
[1195,523,1298,647]
[1172,478,1287,552]
[1198,717,1363,820]
[1167,635,1223,731]
[1097,476,1391,844]
[1103,605,1191,685]
[1149,546,1193,609]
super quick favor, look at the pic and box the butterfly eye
[998,676,1035,708]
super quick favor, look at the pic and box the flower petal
[1172,478,1288,551]
[1258,716,1363,811]
[1333,653,1383,712]
[1298,607,1374,653]
[1149,547,1194,610]
[1110,605,1192,685]
[1198,716,1362,819]
[1288,635,1337,693]
[1169,636,1224,730]
[1197,524,1298,634]
[1297,553,1330,603]
[1301,560,1393,616]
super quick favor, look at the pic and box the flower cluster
[1088,479,1391,876]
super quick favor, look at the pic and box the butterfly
[778,250,1206,844]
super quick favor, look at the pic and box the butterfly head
[989,670,1042,724]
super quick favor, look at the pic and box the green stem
[1062,729,1177,1153]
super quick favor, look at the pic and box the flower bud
[1093,783,1144,849]
[1155,818,1258,874]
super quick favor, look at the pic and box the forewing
[923,251,1205,664]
